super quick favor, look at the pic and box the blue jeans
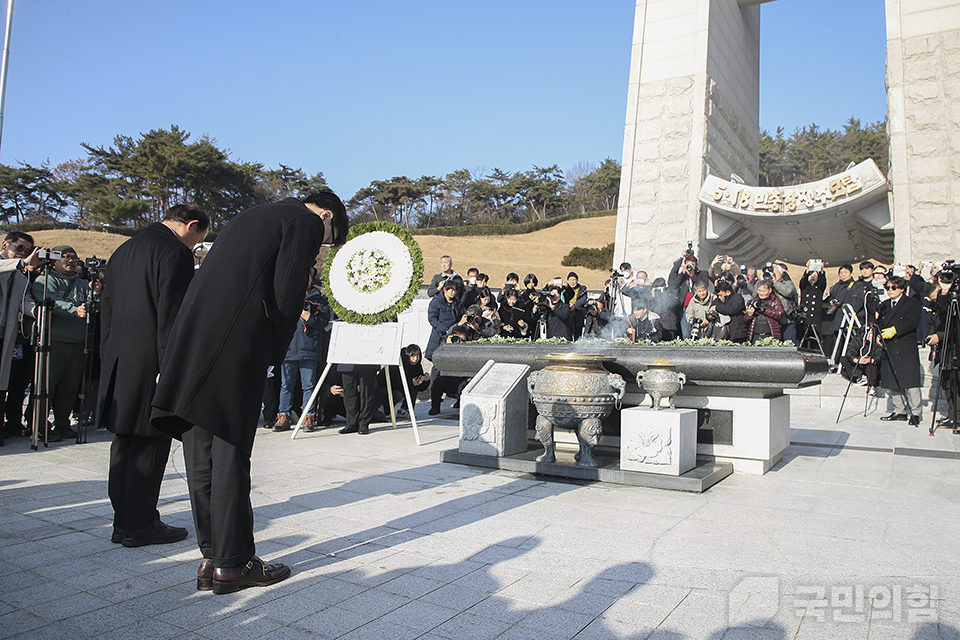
[279,360,319,417]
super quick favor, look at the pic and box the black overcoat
[151,199,323,454]
[879,294,921,390]
[97,223,195,437]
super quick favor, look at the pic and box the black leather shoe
[428,407,440,416]
[908,415,921,426]
[358,425,369,435]
[880,413,908,422]
[197,558,214,591]
[338,426,358,434]
[121,520,188,547]
[111,528,123,543]
[212,556,290,594]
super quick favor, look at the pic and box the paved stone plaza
[0,399,958,639]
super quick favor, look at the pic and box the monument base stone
[620,407,697,476]
[458,360,529,457]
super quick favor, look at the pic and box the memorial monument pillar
[885,0,960,265]
[615,0,766,277]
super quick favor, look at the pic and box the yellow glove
[881,326,897,340]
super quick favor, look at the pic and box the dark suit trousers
[108,434,171,532]
[342,368,377,429]
[182,426,255,569]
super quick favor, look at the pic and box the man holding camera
[927,270,959,429]
[798,260,827,350]
[0,233,41,443]
[99,204,209,547]
[32,245,101,442]
[625,296,663,343]
[669,250,710,338]
[535,285,573,340]
[583,298,612,339]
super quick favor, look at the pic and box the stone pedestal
[673,389,790,475]
[620,407,697,476]
[458,360,529,457]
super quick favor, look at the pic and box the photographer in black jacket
[583,297,613,340]
[710,279,747,342]
[533,284,573,340]
[798,260,827,350]
[499,288,530,339]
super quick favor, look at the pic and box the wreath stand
[291,322,422,445]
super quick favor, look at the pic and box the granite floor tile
[381,598,461,632]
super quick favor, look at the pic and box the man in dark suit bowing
[99,204,209,546]
[151,191,348,595]
[877,275,923,426]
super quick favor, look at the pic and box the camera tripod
[30,263,54,449]
[928,289,960,436]
[797,315,825,357]
[830,304,862,365]
[75,294,99,444]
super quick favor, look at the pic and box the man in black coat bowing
[877,276,923,426]
[151,191,347,595]
[99,204,209,547]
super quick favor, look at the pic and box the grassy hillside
[27,217,619,290]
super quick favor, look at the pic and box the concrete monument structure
[615,0,960,274]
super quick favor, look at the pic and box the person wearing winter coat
[274,278,331,432]
[745,279,785,343]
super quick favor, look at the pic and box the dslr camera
[762,262,775,279]
[749,298,767,312]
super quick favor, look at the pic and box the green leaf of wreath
[321,221,424,325]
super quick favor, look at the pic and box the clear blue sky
[0,0,887,200]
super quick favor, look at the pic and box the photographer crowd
[420,245,960,433]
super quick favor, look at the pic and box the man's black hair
[4,231,34,245]
[716,279,734,293]
[839,264,854,273]
[163,203,210,230]
[859,261,874,270]
[303,190,349,246]
[886,275,906,290]
[506,272,519,282]
[524,273,538,287]
[939,270,956,284]
[619,262,631,272]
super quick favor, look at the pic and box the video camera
[684,240,695,258]
[36,248,61,264]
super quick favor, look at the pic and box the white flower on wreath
[328,231,415,316]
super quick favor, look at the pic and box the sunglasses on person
[884,285,900,291]
[4,242,31,256]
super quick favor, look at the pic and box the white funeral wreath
[324,224,422,324]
